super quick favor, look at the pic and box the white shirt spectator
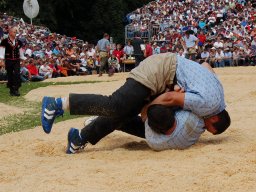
[39,64,52,78]
[45,49,52,58]
[252,39,256,46]
[123,45,134,55]
[208,16,216,23]
[87,48,96,57]
[215,51,224,59]
[233,51,240,60]
[214,41,224,48]
[225,31,234,39]
[183,34,198,48]
[201,51,209,59]
[25,48,32,57]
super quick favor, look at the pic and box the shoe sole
[41,96,51,134]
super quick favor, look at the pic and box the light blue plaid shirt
[176,56,226,117]
[145,110,205,150]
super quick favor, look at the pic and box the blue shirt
[145,110,205,150]
[176,56,226,117]
[97,38,110,52]
[153,47,160,55]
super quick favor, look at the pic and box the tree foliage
[0,0,151,43]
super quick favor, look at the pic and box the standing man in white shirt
[182,30,198,61]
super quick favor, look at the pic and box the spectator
[200,49,210,63]
[132,32,144,66]
[108,54,120,76]
[123,40,134,57]
[144,40,153,57]
[214,36,224,49]
[96,33,110,76]
[39,62,53,78]
[20,60,30,82]
[182,30,198,60]
[223,48,233,66]
[152,42,160,55]
[52,45,61,56]
[86,45,96,59]
[0,59,7,81]
[68,55,81,75]
[65,45,74,56]
[215,48,225,68]
[86,56,95,75]
[160,43,169,53]
[232,47,240,66]
[112,44,124,63]
[197,31,207,49]
[26,59,45,81]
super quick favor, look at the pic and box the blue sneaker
[66,128,87,154]
[41,97,64,134]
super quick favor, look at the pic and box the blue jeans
[224,59,233,67]
[214,60,225,68]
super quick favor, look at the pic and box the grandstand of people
[0,0,256,82]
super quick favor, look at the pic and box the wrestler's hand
[174,85,185,93]
[141,104,149,122]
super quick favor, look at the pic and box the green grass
[0,80,103,135]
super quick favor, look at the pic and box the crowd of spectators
[0,12,111,82]
[125,0,256,66]
[0,0,256,83]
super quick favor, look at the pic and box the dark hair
[147,104,175,134]
[103,33,109,38]
[213,109,231,135]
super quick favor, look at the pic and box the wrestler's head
[147,104,175,134]
[204,109,231,135]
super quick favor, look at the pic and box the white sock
[55,97,69,110]
[62,97,69,110]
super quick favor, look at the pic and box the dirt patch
[25,73,129,102]
[1,68,256,192]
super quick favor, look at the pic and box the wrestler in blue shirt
[145,57,228,150]
[145,110,205,150]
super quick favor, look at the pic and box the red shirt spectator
[49,63,58,73]
[144,42,153,57]
[172,32,182,40]
[160,45,168,53]
[27,63,39,76]
[198,32,207,44]
[112,44,124,62]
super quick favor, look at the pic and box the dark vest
[0,37,22,60]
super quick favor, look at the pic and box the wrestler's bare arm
[150,91,185,107]
[141,62,214,121]
[140,91,185,122]
[201,62,215,73]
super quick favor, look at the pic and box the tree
[0,0,152,43]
